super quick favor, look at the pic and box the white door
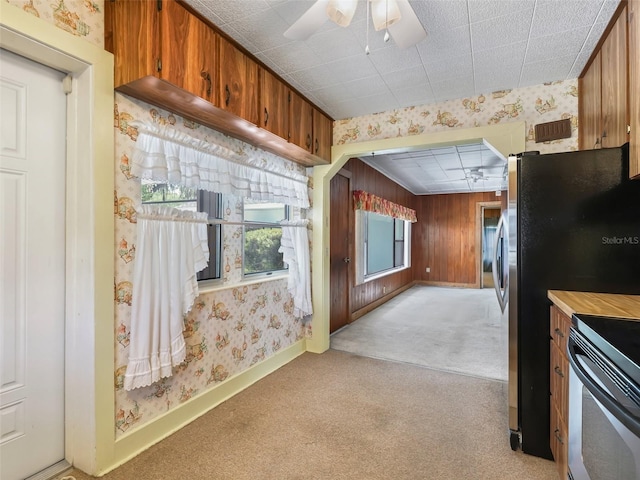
[0,48,67,480]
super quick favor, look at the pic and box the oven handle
[568,338,640,438]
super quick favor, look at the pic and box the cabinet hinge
[157,59,162,72]
[628,125,632,135]
[157,0,162,11]
[288,92,291,103]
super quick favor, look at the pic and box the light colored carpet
[331,285,508,381]
[61,350,556,480]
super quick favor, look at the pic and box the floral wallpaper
[113,93,311,436]
[5,0,104,47]
[333,80,579,155]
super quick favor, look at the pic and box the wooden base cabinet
[630,0,640,178]
[550,305,570,480]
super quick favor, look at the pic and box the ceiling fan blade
[283,0,330,41]
[387,0,427,49]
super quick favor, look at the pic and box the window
[242,199,289,277]
[357,210,411,282]
[141,181,222,282]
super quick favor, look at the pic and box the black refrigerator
[495,144,640,459]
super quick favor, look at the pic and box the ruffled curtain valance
[353,190,417,222]
[129,121,310,208]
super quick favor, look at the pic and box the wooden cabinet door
[630,0,640,178]
[259,68,288,138]
[601,6,628,148]
[161,0,217,102]
[218,36,259,125]
[105,0,160,88]
[313,109,333,161]
[579,51,602,150]
[289,90,313,152]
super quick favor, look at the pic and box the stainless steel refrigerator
[492,144,640,459]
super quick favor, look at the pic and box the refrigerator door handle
[492,213,509,313]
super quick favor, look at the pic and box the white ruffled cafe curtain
[124,205,209,391]
[278,219,312,318]
[129,121,310,208]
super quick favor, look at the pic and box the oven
[567,315,640,480]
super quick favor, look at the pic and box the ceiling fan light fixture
[326,0,358,27]
[371,0,401,31]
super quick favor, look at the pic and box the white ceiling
[184,0,620,194]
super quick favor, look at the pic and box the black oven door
[567,335,640,480]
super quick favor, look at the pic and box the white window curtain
[124,205,209,391]
[278,219,312,318]
[129,121,310,208]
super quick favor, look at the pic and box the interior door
[0,49,66,480]
[330,171,351,333]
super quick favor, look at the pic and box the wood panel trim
[475,201,502,290]
[351,281,416,321]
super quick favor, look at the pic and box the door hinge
[628,125,632,135]
[62,74,73,95]
[157,0,162,11]
[157,59,162,72]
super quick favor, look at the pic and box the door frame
[476,202,503,289]
[309,122,526,353]
[1,4,114,474]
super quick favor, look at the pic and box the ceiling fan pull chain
[365,0,370,55]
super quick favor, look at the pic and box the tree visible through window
[243,199,288,276]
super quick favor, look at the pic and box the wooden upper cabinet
[289,90,314,152]
[313,109,333,161]
[601,6,628,148]
[579,52,602,150]
[105,0,160,87]
[629,0,640,178]
[161,0,217,102]
[218,36,259,125]
[259,68,288,139]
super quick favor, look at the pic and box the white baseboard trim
[104,339,307,476]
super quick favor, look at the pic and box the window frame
[241,199,290,279]
[355,209,411,284]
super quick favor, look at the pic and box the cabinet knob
[554,327,564,338]
[315,138,319,154]
[306,133,311,149]
[264,107,269,126]
[554,428,564,445]
[554,365,564,378]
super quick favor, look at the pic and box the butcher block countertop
[548,290,640,320]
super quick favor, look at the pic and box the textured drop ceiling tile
[305,26,366,63]
[473,41,527,67]
[310,84,359,105]
[470,9,534,52]
[417,24,472,65]
[414,0,470,32]
[259,41,323,73]
[343,74,391,99]
[525,25,591,64]
[381,65,428,89]
[596,0,623,22]
[205,0,271,24]
[520,54,576,86]
[368,45,423,75]
[424,53,473,84]
[430,76,475,102]
[467,0,535,23]
[530,0,605,38]
[227,10,292,52]
[392,85,436,109]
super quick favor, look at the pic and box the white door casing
[0,48,67,480]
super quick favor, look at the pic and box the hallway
[330,285,508,381]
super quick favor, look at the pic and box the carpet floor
[331,285,508,381]
[61,350,556,480]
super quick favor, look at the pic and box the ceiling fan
[283,0,427,50]
[446,167,507,183]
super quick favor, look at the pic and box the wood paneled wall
[412,191,505,286]
[343,158,415,314]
